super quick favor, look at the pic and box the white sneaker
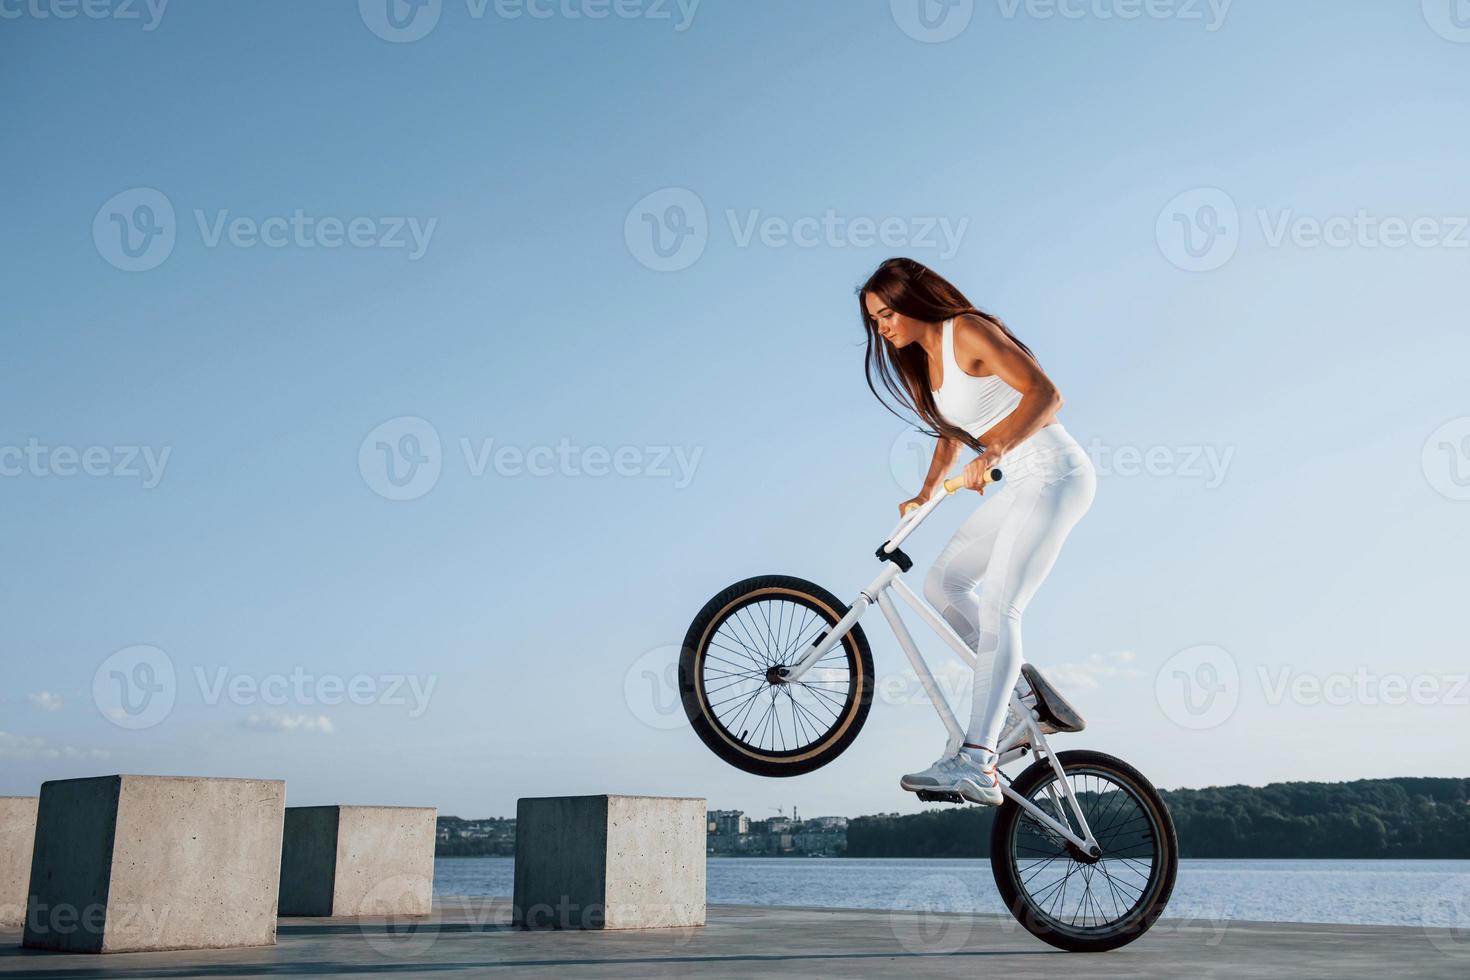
[899,749,1002,806]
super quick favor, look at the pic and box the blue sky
[2,0,1467,818]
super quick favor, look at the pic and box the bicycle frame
[781,480,1101,856]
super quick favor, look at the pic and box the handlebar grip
[944,468,1002,493]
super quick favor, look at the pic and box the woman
[860,257,1096,806]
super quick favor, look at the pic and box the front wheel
[679,575,874,777]
[990,750,1178,952]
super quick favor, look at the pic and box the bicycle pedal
[915,790,966,804]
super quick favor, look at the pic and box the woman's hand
[960,451,1002,495]
[898,493,930,517]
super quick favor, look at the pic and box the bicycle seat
[1021,664,1086,734]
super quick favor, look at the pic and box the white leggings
[922,424,1097,752]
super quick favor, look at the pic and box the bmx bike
[678,461,1178,952]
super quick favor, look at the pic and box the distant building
[708,809,749,836]
[805,816,848,831]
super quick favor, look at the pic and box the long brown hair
[859,257,1037,452]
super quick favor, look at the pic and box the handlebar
[938,466,1002,498]
[881,459,1002,555]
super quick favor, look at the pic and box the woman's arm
[920,435,962,496]
[898,435,961,515]
[953,313,1063,488]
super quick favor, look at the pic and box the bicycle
[678,461,1179,952]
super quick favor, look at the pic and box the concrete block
[278,805,436,917]
[23,775,285,953]
[513,794,705,930]
[0,797,39,928]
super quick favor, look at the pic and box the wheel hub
[765,664,789,684]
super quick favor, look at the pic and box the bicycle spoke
[1008,765,1164,937]
[698,594,862,757]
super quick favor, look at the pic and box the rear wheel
[679,575,874,777]
[990,750,1178,952]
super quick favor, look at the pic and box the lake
[434,856,1470,928]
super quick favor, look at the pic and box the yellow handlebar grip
[945,468,1003,493]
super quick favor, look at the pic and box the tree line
[845,777,1470,858]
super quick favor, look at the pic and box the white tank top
[931,317,1023,441]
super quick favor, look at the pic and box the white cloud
[241,714,335,735]
[0,730,110,760]
[28,692,64,712]
[1044,650,1143,691]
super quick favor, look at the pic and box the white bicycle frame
[781,475,1101,857]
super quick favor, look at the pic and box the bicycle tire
[989,749,1178,952]
[679,574,874,777]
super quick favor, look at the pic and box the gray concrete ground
[0,896,1464,979]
